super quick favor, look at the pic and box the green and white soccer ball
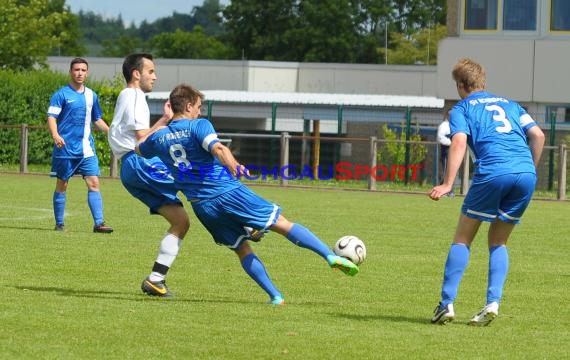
[333,235,366,265]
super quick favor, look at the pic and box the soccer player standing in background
[429,58,545,326]
[136,83,359,305]
[108,53,189,297]
[47,57,113,233]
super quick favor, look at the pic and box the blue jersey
[449,91,537,179]
[47,84,103,158]
[138,118,241,200]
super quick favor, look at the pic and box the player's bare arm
[210,142,249,177]
[94,119,110,133]
[47,116,65,148]
[429,133,467,200]
[526,126,545,168]
[135,101,172,141]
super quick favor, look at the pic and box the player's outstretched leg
[326,254,359,276]
[278,222,359,276]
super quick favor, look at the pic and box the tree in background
[222,0,446,64]
[101,36,144,58]
[150,27,232,60]
[384,23,447,65]
[222,0,298,60]
[191,0,225,36]
[0,0,84,70]
[6,0,447,64]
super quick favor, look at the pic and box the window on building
[551,0,570,31]
[503,0,537,30]
[465,0,498,30]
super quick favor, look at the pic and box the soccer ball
[333,235,366,265]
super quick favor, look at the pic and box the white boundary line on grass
[0,205,60,221]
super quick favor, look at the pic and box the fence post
[312,120,321,178]
[19,124,29,173]
[109,153,118,178]
[368,137,377,191]
[404,107,412,185]
[558,143,567,201]
[548,110,556,190]
[460,150,470,195]
[279,132,290,187]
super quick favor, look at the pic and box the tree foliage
[377,123,426,183]
[222,0,446,64]
[384,24,447,65]
[1,0,449,68]
[0,0,84,70]
[150,27,232,60]
[0,68,122,165]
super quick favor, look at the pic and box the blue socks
[53,192,66,225]
[487,245,509,304]
[441,243,470,306]
[241,253,282,299]
[87,190,104,225]
[440,244,509,306]
[285,223,333,259]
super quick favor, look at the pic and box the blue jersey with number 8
[139,118,241,200]
[449,91,537,179]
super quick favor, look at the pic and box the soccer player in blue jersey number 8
[47,57,113,233]
[429,58,545,326]
[136,84,359,305]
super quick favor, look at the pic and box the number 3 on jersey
[485,104,512,133]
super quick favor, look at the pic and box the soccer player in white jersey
[136,84,359,305]
[47,57,113,233]
[429,58,545,326]
[109,53,189,297]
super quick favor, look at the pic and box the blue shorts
[120,151,182,214]
[191,185,281,249]
[462,172,537,224]
[50,155,100,181]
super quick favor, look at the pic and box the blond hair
[452,58,486,93]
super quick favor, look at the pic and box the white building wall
[436,38,535,101]
[534,40,570,103]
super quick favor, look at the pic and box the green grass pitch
[0,173,568,359]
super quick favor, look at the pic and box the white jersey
[108,88,151,159]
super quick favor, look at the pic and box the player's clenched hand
[429,184,452,201]
[53,135,65,148]
[235,164,250,178]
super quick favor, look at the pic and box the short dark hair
[169,84,204,114]
[70,57,88,70]
[122,53,153,82]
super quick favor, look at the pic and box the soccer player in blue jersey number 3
[136,83,360,305]
[47,58,113,233]
[429,58,545,326]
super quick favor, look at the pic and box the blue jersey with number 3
[138,118,241,200]
[449,91,537,179]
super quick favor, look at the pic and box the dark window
[465,0,498,30]
[551,0,570,31]
[503,0,537,30]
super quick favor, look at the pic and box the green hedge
[0,69,123,166]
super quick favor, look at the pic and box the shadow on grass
[10,285,257,305]
[12,285,147,301]
[333,312,430,325]
[0,225,56,231]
